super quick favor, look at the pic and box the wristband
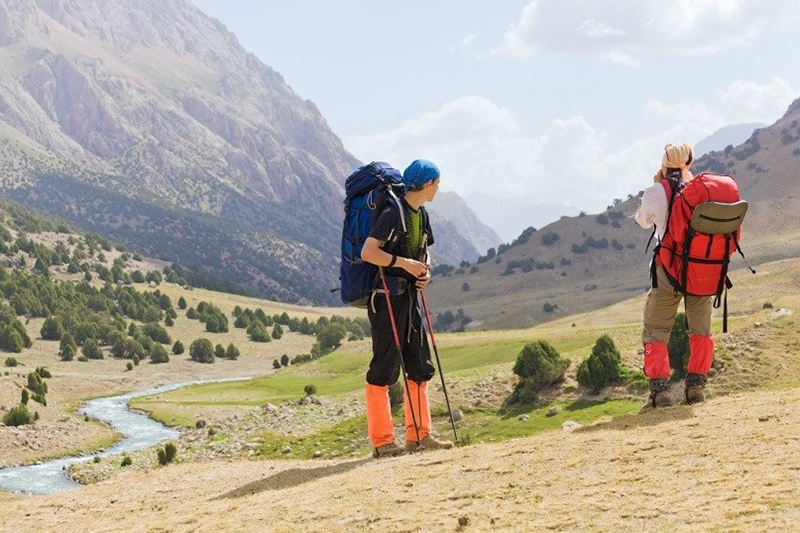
[387,255,397,268]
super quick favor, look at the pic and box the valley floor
[1,385,799,532]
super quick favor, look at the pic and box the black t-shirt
[370,199,434,259]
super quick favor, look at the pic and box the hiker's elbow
[361,238,380,264]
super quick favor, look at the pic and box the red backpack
[654,172,754,330]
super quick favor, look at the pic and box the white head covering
[653,143,694,183]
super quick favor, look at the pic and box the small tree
[225,343,240,360]
[280,354,290,367]
[668,312,690,381]
[82,338,104,360]
[272,323,284,340]
[178,297,187,310]
[272,359,282,369]
[509,340,570,404]
[40,316,65,340]
[214,344,226,359]
[172,340,185,355]
[388,382,404,412]
[2,404,35,427]
[21,388,29,405]
[157,442,177,465]
[576,334,622,393]
[316,323,346,352]
[189,338,215,364]
[304,384,317,396]
[150,344,170,364]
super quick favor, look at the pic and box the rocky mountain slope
[0,0,495,304]
[427,98,800,329]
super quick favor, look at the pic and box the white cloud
[460,33,478,47]
[720,77,797,123]
[344,96,677,236]
[499,0,798,58]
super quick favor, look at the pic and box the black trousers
[366,289,435,386]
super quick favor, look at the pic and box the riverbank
[2,386,799,531]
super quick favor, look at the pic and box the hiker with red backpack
[360,159,454,457]
[635,143,750,408]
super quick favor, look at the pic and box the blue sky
[193,0,800,241]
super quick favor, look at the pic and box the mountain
[427,190,502,263]
[426,98,800,329]
[0,0,485,305]
[694,122,766,157]
[463,191,580,244]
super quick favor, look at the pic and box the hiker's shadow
[577,404,695,433]
[213,458,370,499]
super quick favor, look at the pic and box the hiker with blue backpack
[635,143,750,408]
[357,159,454,457]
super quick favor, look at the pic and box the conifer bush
[577,334,622,393]
[668,312,690,381]
[157,442,178,465]
[508,340,569,404]
[3,404,35,426]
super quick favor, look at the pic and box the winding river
[0,378,249,495]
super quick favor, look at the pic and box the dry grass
[1,258,798,530]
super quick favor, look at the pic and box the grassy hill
[426,99,800,330]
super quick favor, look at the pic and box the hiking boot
[684,373,707,405]
[405,433,454,453]
[647,378,675,408]
[372,441,405,458]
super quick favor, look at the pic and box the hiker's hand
[401,258,428,279]
[415,270,431,290]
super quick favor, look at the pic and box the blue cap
[402,159,440,189]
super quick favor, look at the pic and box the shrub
[150,344,170,364]
[271,323,284,340]
[21,388,29,405]
[280,354,290,367]
[5,357,17,367]
[388,382,404,412]
[762,302,773,309]
[668,312,690,381]
[40,316,65,340]
[225,343,240,360]
[576,334,622,393]
[189,338,214,363]
[462,282,470,292]
[172,340,185,355]
[82,338,104,360]
[126,362,133,371]
[541,232,560,246]
[304,384,317,396]
[3,404,35,426]
[316,323,346,352]
[214,344,226,359]
[509,340,569,404]
[157,442,177,465]
[272,359,281,369]
[542,302,557,313]
[121,456,132,467]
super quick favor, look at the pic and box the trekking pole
[378,267,422,450]
[419,291,459,446]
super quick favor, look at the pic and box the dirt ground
[1,386,798,532]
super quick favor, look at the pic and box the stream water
[0,378,249,495]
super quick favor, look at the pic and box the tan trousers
[642,264,713,344]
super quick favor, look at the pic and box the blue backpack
[338,162,406,307]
